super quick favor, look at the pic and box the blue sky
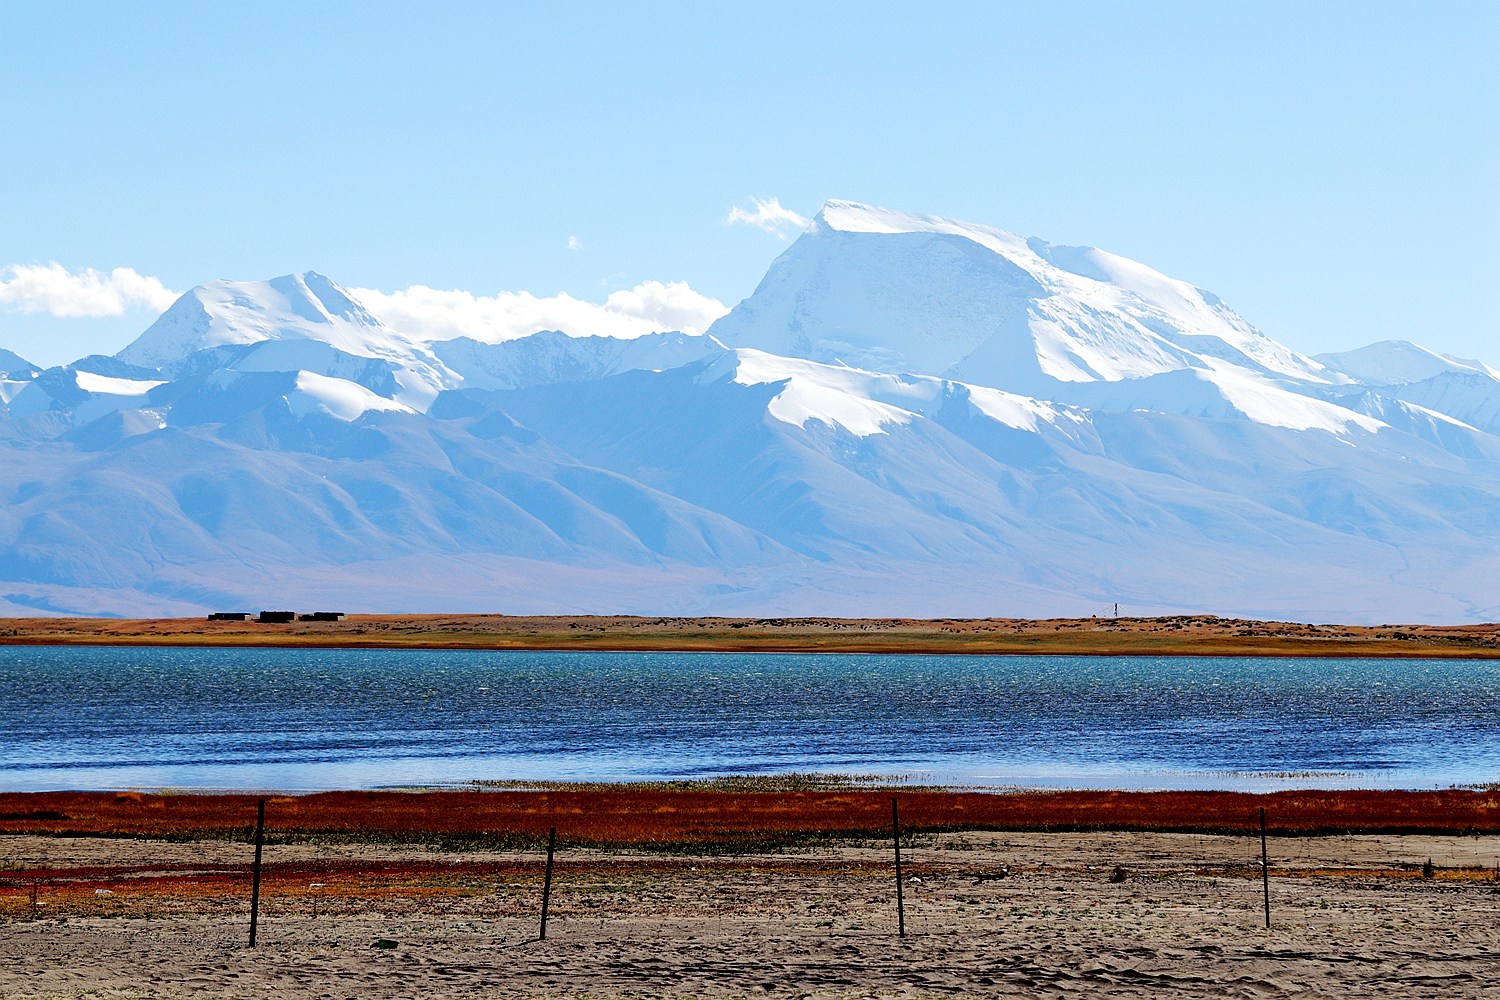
[1,1,1495,367]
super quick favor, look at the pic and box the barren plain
[4,613,1500,657]
[4,830,1500,999]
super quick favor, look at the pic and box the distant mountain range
[3,202,1498,622]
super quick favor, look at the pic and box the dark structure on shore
[208,611,346,623]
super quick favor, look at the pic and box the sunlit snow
[286,371,415,421]
[72,371,165,396]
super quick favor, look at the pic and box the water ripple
[1,647,1496,791]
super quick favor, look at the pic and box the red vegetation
[2,788,1498,846]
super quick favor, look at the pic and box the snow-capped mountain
[709,201,1333,392]
[118,271,456,410]
[1315,340,1500,386]
[707,202,1500,447]
[0,349,41,407]
[0,348,39,382]
[2,202,1498,622]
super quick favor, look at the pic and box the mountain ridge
[3,201,1497,621]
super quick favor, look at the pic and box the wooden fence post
[540,826,557,940]
[892,798,905,937]
[249,800,266,947]
[1259,807,1270,929]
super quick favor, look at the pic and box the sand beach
[4,790,1500,998]
[4,831,1500,998]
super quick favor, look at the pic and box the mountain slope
[477,349,1500,621]
[5,333,1497,620]
[0,349,39,381]
[0,386,802,616]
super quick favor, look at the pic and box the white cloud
[349,279,730,344]
[0,263,179,317]
[726,197,812,237]
[567,235,583,251]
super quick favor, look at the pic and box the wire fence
[4,799,1499,945]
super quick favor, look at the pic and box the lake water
[2,646,1497,792]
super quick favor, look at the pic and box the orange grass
[4,853,1494,921]
[3,788,1499,848]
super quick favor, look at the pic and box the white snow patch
[819,200,1035,259]
[286,371,414,422]
[73,371,165,396]
[1398,400,1481,431]
[1026,298,1193,383]
[964,383,1082,432]
[705,349,1078,440]
[723,350,917,436]
[1197,363,1385,435]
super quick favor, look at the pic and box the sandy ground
[3,832,1500,998]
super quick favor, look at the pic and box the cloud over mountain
[726,197,811,237]
[0,264,179,317]
[350,280,728,344]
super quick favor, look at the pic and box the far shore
[1,612,1498,657]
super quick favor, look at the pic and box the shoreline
[5,788,1500,844]
[3,612,1500,657]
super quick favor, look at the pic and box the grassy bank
[4,788,1499,851]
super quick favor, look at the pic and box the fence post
[540,826,557,940]
[1259,807,1270,929]
[892,798,905,937]
[249,799,266,947]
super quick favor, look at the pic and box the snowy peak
[119,271,376,366]
[0,348,40,381]
[279,271,381,326]
[0,349,40,406]
[712,200,1329,394]
[1315,340,1500,386]
[817,200,1034,257]
[116,271,455,409]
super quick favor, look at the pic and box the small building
[298,612,347,622]
[207,612,250,621]
[256,611,297,624]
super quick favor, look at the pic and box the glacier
[2,202,1498,623]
